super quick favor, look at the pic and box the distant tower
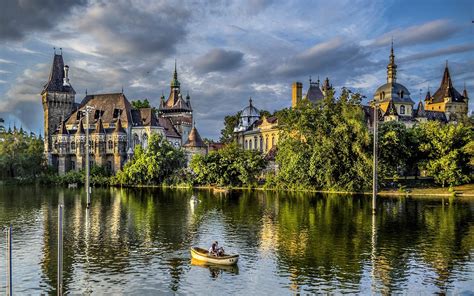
[42,50,76,165]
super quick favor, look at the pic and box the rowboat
[190,247,239,266]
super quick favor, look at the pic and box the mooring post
[6,224,12,296]
[58,205,64,295]
[372,103,378,215]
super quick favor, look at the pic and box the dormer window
[94,110,105,120]
[113,108,122,119]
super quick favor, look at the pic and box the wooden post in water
[372,103,378,215]
[58,205,64,295]
[6,225,12,296]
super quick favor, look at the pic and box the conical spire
[463,82,469,99]
[387,41,397,83]
[424,90,431,101]
[184,124,205,147]
[415,101,426,117]
[171,59,180,89]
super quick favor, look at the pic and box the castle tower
[42,50,76,165]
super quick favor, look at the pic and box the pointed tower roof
[424,90,431,101]
[42,51,75,95]
[186,91,192,109]
[384,99,398,116]
[414,101,427,118]
[114,118,126,134]
[430,62,465,103]
[170,60,180,89]
[184,123,206,147]
[94,118,106,134]
[463,83,469,99]
[76,118,85,135]
[305,80,324,103]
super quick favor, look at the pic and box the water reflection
[0,186,472,294]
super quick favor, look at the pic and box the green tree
[115,134,186,185]
[131,99,151,109]
[274,88,372,191]
[190,142,266,186]
[220,111,241,143]
[0,129,45,180]
[416,121,472,187]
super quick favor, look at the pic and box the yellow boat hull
[190,247,239,266]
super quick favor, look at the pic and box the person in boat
[209,241,218,256]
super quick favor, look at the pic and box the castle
[233,43,469,154]
[42,51,206,175]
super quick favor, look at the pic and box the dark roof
[254,116,278,126]
[114,118,126,134]
[362,105,384,126]
[264,146,277,161]
[425,110,447,122]
[184,126,206,147]
[430,65,466,103]
[94,118,105,134]
[158,117,181,138]
[414,101,427,118]
[58,119,68,135]
[305,82,324,103]
[42,54,75,94]
[384,100,398,116]
[131,108,160,127]
[66,93,132,127]
[76,119,85,134]
[208,143,225,151]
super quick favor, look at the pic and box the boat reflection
[191,258,239,278]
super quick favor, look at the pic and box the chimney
[63,65,70,86]
[292,82,302,108]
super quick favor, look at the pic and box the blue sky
[0,0,472,139]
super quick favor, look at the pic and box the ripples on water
[0,186,472,294]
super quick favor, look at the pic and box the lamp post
[83,106,94,209]
[372,102,378,215]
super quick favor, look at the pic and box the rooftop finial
[309,75,312,84]
[121,85,124,94]
[85,88,88,95]
[445,59,448,68]
[249,97,253,106]
[53,47,56,54]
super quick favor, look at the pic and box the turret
[387,41,397,83]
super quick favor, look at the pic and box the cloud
[369,19,460,47]
[0,0,87,41]
[193,49,244,74]
[400,43,474,63]
[274,37,372,78]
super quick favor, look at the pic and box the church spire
[171,59,180,89]
[387,40,397,83]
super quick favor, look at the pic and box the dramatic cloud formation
[194,49,244,74]
[0,0,87,41]
[0,0,472,139]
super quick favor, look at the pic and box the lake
[0,186,472,294]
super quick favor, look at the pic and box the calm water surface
[0,186,473,294]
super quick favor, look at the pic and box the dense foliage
[220,111,241,143]
[190,143,266,186]
[0,129,45,181]
[115,134,186,185]
[273,88,372,191]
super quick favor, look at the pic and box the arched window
[245,140,248,150]
[382,91,385,100]
[400,91,404,98]
[249,139,252,150]
[259,137,263,152]
[254,137,257,150]
[142,134,148,149]
[400,105,405,115]
[134,134,140,147]
[271,136,275,147]
[71,141,76,151]
[108,140,113,150]
[265,137,268,151]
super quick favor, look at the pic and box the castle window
[249,139,252,149]
[108,140,113,150]
[254,137,257,150]
[400,91,404,99]
[260,137,263,152]
[400,105,405,115]
[134,134,140,147]
[71,141,76,151]
[265,137,268,151]
[142,134,148,149]
[245,140,248,150]
[71,161,75,171]
[272,136,275,147]
[113,108,122,119]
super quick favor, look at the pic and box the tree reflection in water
[0,186,472,294]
